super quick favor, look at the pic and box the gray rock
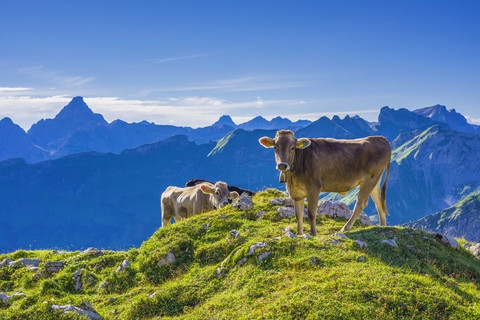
[231,195,254,211]
[436,233,461,249]
[309,257,319,265]
[270,198,294,207]
[108,297,117,303]
[116,260,130,273]
[0,293,9,303]
[331,239,339,245]
[51,304,101,320]
[15,258,40,267]
[335,233,349,239]
[0,258,12,268]
[28,266,40,271]
[277,206,308,219]
[381,239,398,247]
[99,281,108,289]
[237,257,247,266]
[73,268,85,291]
[247,242,269,255]
[0,292,25,303]
[407,245,414,248]
[82,248,103,256]
[468,244,480,259]
[255,211,266,219]
[283,231,297,238]
[229,230,242,239]
[354,240,368,249]
[358,256,366,262]
[464,243,472,249]
[258,251,272,262]
[301,234,312,240]
[149,292,157,298]
[44,261,63,268]
[219,215,227,219]
[317,200,372,226]
[157,253,176,267]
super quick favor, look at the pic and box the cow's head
[201,181,240,209]
[259,130,311,172]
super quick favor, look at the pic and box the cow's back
[292,136,391,192]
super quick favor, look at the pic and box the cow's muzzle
[276,162,290,172]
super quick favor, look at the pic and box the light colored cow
[161,181,239,226]
[259,130,391,235]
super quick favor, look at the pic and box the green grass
[1,188,480,319]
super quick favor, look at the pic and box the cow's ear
[201,185,214,194]
[229,191,240,199]
[296,138,311,149]
[259,137,275,148]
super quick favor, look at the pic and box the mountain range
[1,98,480,251]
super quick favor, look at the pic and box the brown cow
[161,181,239,226]
[259,130,391,235]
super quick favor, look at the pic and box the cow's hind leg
[294,200,305,236]
[340,181,376,232]
[307,191,320,236]
[370,180,387,226]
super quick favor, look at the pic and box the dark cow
[259,130,391,235]
[185,179,255,197]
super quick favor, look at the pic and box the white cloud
[465,115,480,126]
[0,87,33,93]
[17,65,94,88]
[152,53,216,64]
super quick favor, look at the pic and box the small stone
[157,253,176,267]
[73,268,85,291]
[108,297,117,303]
[15,258,40,267]
[332,239,339,245]
[258,251,272,262]
[0,258,12,268]
[270,198,285,206]
[44,261,63,268]
[149,292,157,298]
[277,206,295,219]
[99,281,108,289]
[255,211,266,219]
[301,234,312,240]
[358,256,366,262]
[116,260,130,273]
[247,242,269,255]
[309,257,319,265]
[229,230,242,239]
[284,231,297,238]
[354,240,368,249]
[0,293,10,303]
[82,248,103,256]
[381,239,398,247]
[335,233,349,239]
[28,266,40,271]
[231,195,254,211]
[237,257,247,266]
[51,304,101,320]
[219,215,227,219]
[407,245,414,248]
[436,234,460,249]
[469,244,480,259]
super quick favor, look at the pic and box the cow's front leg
[306,191,320,236]
[294,199,305,236]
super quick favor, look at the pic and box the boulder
[73,268,85,291]
[258,251,272,262]
[0,258,12,268]
[116,260,130,273]
[229,230,242,239]
[157,253,176,267]
[231,195,254,211]
[247,242,269,255]
[14,258,40,268]
[468,244,480,259]
[317,200,372,226]
[381,239,398,247]
[51,304,101,320]
[82,248,103,256]
[436,233,461,249]
[354,240,368,249]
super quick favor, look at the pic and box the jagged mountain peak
[212,115,237,128]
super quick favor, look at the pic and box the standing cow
[259,130,391,235]
[161,181,239,226]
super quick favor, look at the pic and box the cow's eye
[274,145,277,150]
[216,191,220,195]
[290,146,295,151]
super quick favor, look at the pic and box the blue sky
[1,0,479,129]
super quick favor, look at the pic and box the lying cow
[259,130,391,235]
[185,179,255,197]
[161,181,239,226]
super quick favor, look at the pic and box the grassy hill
[1,189,480,319]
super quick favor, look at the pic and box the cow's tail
[381,160,390,215]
